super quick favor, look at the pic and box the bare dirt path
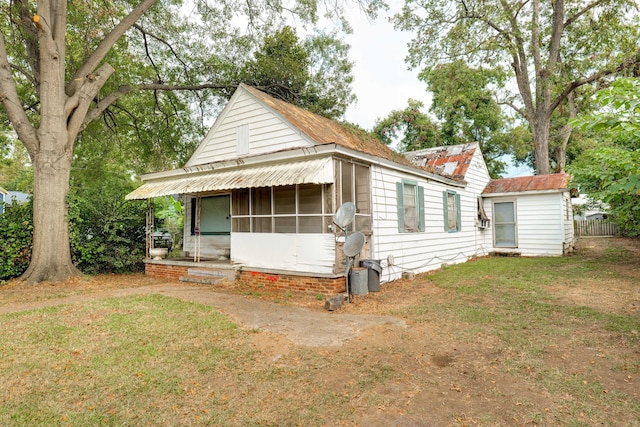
[0,281,406,347]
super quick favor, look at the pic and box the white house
[126,84,573,293]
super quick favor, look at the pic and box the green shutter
[442,191,449,232]
[455,193,461,231]
[396,182,405,232]
[417,185,425,232]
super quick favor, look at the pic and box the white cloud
[342,7,432,130]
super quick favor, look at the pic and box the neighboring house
[126,84,573,292]
[481,174,575,256]
[6,191,30,205]
[0,186,7,214]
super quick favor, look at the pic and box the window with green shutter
[443,190,461,232]
[396,180,425,233]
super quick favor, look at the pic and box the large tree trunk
[20,142,81,283]
[0,0,157,284]
[530,113,551,175]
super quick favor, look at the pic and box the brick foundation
[145,263,189,281]
[145,261,345,295]
[236,270,345,294]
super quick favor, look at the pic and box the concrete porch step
[179,275,224,285]
[187,268,226,278]
[179,267,236,285]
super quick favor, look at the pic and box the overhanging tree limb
[81,82,238,131]
[0,33,38,156]
[66,0,158,97]
[67,63,116,144]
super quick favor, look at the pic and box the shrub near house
[0,189,147,282]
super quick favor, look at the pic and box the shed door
[493,201,517,247]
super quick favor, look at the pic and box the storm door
[493,201,517,247]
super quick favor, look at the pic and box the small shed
[481,174,575,256]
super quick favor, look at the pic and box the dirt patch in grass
[1,237,639,426]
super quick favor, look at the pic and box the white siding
[231,233,336,274]
[369,154,491,283]
[484,192,570,256]
[187,89,314,166]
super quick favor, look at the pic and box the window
[190,195,231,235]
[231,184,332,233]
[396,180,425,233]
[493,201,517,247]
[443,190,461,232]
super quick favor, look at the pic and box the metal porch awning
[125,157,334,200]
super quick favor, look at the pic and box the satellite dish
[334,202,356,228]
[343,232,365,257]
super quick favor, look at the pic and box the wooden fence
[574,219,620,237]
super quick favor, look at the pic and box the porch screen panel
[298,184,323,233]
[252,187,272,232]
[354,164,372,232]
[232,190,250,232]
[274,186,296,232]
[494,201,516,247]
[232,185,331,233]
[336,159,371,233]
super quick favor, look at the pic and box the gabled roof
[403,143,478,181]
[482,173,570,195]
[0,185,7,195]
[242,84,416,169]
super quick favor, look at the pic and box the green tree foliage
[0,140,32,192]
[239,26,355,119]
[424,61,529,177]
[394,0,640,174]
[68,179,147,275]
[0,200,33,281]
[372,99,441,152]
[570,78,640,236]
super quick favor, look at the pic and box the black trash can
[360,259,382,292]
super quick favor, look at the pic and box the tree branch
[564,0,608,28]
[66,63,115,146]
[549,56,637,113]
[66,0,159,97]
[0,32,38,156]
[16,0,40,87]
[80,82,237,132]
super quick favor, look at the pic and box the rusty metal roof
[242,84,416,169]
[125,157,334,200]
[482,173,570,195]
[404,143,477,181]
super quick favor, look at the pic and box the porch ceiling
[125,157,334,200]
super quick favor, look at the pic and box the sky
[336,5,534,177]
[340,6,431,131]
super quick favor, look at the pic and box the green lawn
[1,238,639,426]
